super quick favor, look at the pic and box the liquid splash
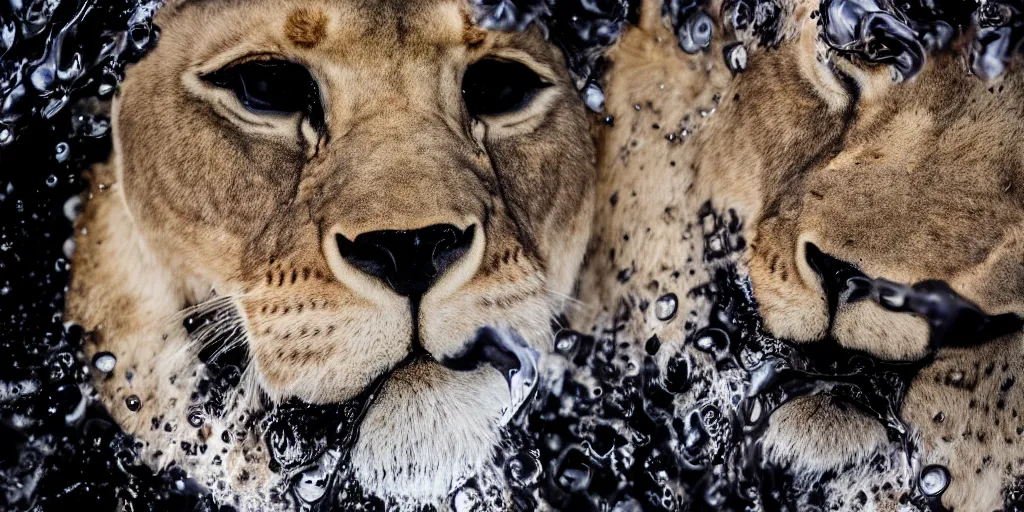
[817,0,1024,82]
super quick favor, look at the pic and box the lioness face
[69,0,594,501]
[590,0,1024,365]
[587,0,1024,508]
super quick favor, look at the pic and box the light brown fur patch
[461,6,486,47]
[284,7,327,48]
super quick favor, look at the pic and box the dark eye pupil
[462,59,547,117]
[204,60,324,127]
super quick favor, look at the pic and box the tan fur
[66,0,594,504]
[284,8,328,48]
[580,0,1024,509]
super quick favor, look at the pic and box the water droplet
[54,142,69,162]
[724,42,748,73]
[125,395,142,412]
[128,23,151,51]
[453,485,481,512]
[266,412,327,472]
[0,21,14,52]
[555,448,592,493]
[505,451,541,486]
[746,398,763,424]
[583,82,605,112]
[919,465,950,496]
[645,335,661,355]
[62,236,75,258]
[682,409,707,452]
[655,293,678,321]
[294,448,339,503]
[677,11,713,54]
[97,79,116,97]
[92,352,117,373]
[62,195,82,221]
[555,329,580,356]
[187,409,205,428]
[45,174,58,187]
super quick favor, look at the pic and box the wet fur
[65,0,1024,508]
[579,0,1024,510]
[66,0,595,504]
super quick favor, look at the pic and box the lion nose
[336,224,475,297]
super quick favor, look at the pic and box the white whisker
[206,333,246,362]
[546,287,597,315]
[162,294,240,325]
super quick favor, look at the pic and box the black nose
[336,224,475,297]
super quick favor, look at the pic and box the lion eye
[462,59,549,117]
[203,60,324,125]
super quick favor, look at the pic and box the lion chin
[348,362,508,500]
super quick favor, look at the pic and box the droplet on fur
[724,42,748,73]
[443,326,539,424]
[125,395,142,412]
[96,73,115,96]
[555,330,579,356]
[62,236,75,259]
[919,465,950,496]
[655,293,678,321]
[453,485,481,512]
[187,409,205,428]
[694,328,731,362]
[505,451,542,486]
[294,448,338,503]
[677,11,713,54]
[92,352,116,373]
[583,82,605,112]
[62,195,82,222]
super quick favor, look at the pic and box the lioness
[582,0,1024,509]
[66,0,594,507]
